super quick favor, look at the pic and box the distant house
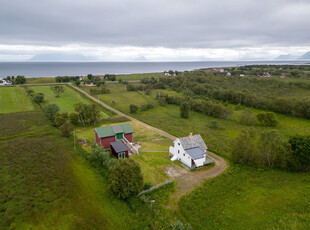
[226,72,232,76]
[79,76,84,81]
[169,133,213,169]
[0,78,12,86]
[240,74,245,77]
[280,73,287,78]
[85,81,95,86]
[96,75,105,79]
[260,72,271,78]
[110,141,129,159]
[94,123,134,149]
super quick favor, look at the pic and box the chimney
[189,133,193,138]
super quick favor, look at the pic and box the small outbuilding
[110,141,129,159]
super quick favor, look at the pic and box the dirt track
[69,84,228,206]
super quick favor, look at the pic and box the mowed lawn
[0,87,34,114]
[30,85,109,118]
[76,120,181,185]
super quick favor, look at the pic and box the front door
[118,152,125,159]
[116,133,124,140]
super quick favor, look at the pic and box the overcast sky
[0,0,310,61]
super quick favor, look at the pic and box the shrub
[208,120,219,129]
[130,104,139,114]
[59,122,74,137]
[69,113,80,125]
[43,104,60,121]
[257,112,279,127]
[180,102,190,119]
[141,103,154,111]
[158,96,167,106]
[240,109,257,126]
[143,182,153,190]
[33,92,45,104]
[109,158,143,200]
[54,112,69,127]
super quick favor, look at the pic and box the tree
[60,122,74,137]
[74,103,101,125]
[258,130,283,167]
[109,158,143,200]
[54,112,69,127]
[180,102,190,119]
[33,92,44,104]
[15,75,26,84]
[289,135,310,172]
[50,85,65,98]
[43,104,60,121]
[130,104,139,114]
[231,128,258,164]
[158,96,167,106]
[257,112,279,127]
[240,109,257,126]
[69,113,80,125]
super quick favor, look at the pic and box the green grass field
[0,87,34,114]
[179,165,310,230]
[30,85,110,118]
[93,83,310,157]
[0,110,178,229]
[26,77,56,84]
[76,120,181,185]
[116,72,165,81]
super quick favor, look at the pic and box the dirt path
[69,84,228,207]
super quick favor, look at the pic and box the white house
[0,78,12,86]
[169,133,213,169]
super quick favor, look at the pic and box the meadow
[0,108,179,229]
[30,85,111,118]
[26,77,56,84]
[91,83,310,157]
[179,165,310,230]
[0,87,34,114]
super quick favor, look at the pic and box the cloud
[0,0,310,60]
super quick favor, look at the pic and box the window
[183,153,185,156]
[178,150,180,154]
[178,143,180,146]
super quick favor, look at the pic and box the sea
[0,61,308,78]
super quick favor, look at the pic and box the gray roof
[110,141,128,153]
[186,147,206,160]
[179,134,207,151]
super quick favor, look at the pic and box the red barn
[110,141,129,159]
[94,123,134,149]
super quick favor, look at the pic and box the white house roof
[186,147,206,160]
[178,134,207,151]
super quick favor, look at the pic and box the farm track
[69,84,228,207]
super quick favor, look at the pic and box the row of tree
[231,129,310,172]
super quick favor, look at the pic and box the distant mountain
[30,53,97,61]
[275,54,298,60]
[299,51,310,59]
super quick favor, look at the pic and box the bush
[208,120,219,129]
[257,112,279,127]
[240,109,257,126]
[43,104,60,121]
[69,113,80,125]
[59,122,74,137]
[54,112,69,127]
[145,88,152,95]
[109,158,143,200]
[180,102,190,119]
[33,92,45,104]
[130,104,139,114]
[141,103,154,111]
[158,96,167,106]
[143,182,153,190]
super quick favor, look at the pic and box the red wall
[111,147,129,159]
[101,136,116,149]
[124,133,133,142]
[95,131,100,144]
